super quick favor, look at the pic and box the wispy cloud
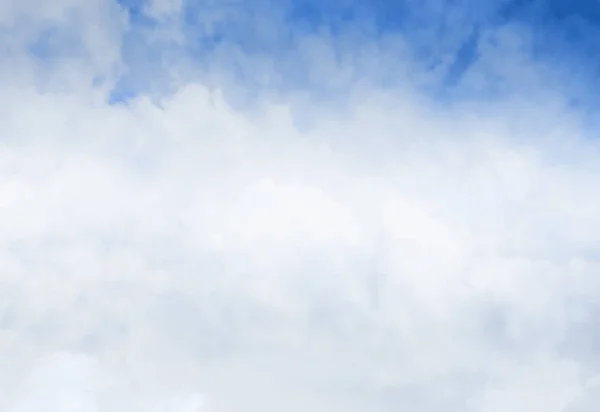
[2,0,600,411]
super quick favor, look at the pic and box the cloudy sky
[3,0,600,410]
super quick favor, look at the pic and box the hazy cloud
[2,0,600,411]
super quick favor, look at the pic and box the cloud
[3,0,600,411]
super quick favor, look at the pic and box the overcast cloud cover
[3,0,600,411]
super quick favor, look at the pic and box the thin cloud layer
[2,0,600,411]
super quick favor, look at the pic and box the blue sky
[105,0,600,108]
[5,0,600,411]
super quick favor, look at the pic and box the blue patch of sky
[26,21,91,61]
[116,0,160,28]
[92,0,600,109]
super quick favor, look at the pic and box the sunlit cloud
[2,0,600,411]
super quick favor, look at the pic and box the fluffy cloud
[2,0,600,411]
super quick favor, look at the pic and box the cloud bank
[3,0,600,411]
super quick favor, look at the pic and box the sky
[3,0,600,411]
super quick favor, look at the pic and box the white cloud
[144,0,183,19]
[3,0,600,411]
